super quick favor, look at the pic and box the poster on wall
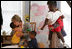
[30,1,49,47]
[30,1,49,33]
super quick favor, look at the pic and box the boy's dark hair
[10,22,16,29]
[30,31,37,36]
[10,22,19,29]
[47,1,57,7]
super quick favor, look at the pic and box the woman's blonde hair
[12,14,22,22]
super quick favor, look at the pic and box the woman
[11,15,24,44]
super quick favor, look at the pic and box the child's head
[29,31,37,39]
[11,14,22,26]
[10,22,17,29]
[47,1,57,12]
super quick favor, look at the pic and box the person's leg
[48,31,53,48]
[51,32,60,48]
[57,31,65,43]
[53,22,65,43]
[61,28,66,37]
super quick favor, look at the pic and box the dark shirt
[28,38,38,48]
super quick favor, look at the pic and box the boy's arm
[41,18,49,30]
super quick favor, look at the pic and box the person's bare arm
[57,31,65,43]
[41,18,49,30]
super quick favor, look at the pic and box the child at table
[28,31,39,48]
[18,36,28,48]
[19,31,39,48]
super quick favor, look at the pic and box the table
[1,45,19,48]
[1,35,12,47]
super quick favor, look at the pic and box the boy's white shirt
[46,11,63,25]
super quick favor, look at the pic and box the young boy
[19,31,38,48]
[28,31,38,48]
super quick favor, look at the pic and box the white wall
[61,1,71,48]
[30,1,49,48]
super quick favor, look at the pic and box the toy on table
[18,36,29,48]
[26,28,31,32]
[19,40,28,48]
[21,46,24,48]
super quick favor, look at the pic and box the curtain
[1,1,22,35]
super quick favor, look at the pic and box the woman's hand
[14,27,22,32]
[16,33,24,37]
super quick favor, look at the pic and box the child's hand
[41,27,44,30]
[38,27,41,30]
